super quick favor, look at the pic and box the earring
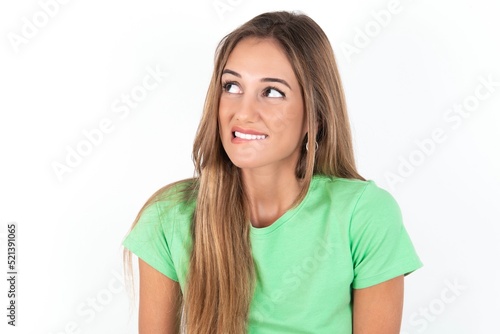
[306,140,318,152]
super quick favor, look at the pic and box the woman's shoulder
[311,174,396,207]
[311,175,404,236]
[313,174,373,193]
[152,178,198,202]
[142,178,198,221]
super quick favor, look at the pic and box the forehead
[224,37,297,81]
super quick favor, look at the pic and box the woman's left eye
[264,87,285,98]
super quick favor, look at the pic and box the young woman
[122,11,422,334]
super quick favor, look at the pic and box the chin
[228,158,264,170]
[223,147,265,168]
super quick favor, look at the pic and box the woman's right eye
[223,82,241,94]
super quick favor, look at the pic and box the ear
[302,122,319,141]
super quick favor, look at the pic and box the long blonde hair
[123,10,364,333]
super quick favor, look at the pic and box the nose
[235,94,260,122]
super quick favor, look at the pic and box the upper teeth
[234,131,266,140]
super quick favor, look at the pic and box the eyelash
[222,80,238,93]
[264,86,286,98]
[222,81,286,98]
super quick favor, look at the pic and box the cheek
[218,98,234,123]
[218,101,230,129]
[218,106,237,146]
[268,109,287,132]
[268,105,304,134]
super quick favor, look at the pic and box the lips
[234,131,267,140]
[231,126,268,141]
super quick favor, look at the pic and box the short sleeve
[350,181,422,289]
[122,201,179,281]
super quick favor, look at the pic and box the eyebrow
[222,69,292,90]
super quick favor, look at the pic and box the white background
[1,0,499,333]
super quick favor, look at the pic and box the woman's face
[218,37,306,173]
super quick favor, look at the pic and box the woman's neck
[241,168,304,228]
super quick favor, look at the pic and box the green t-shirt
[122,175,422,333]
